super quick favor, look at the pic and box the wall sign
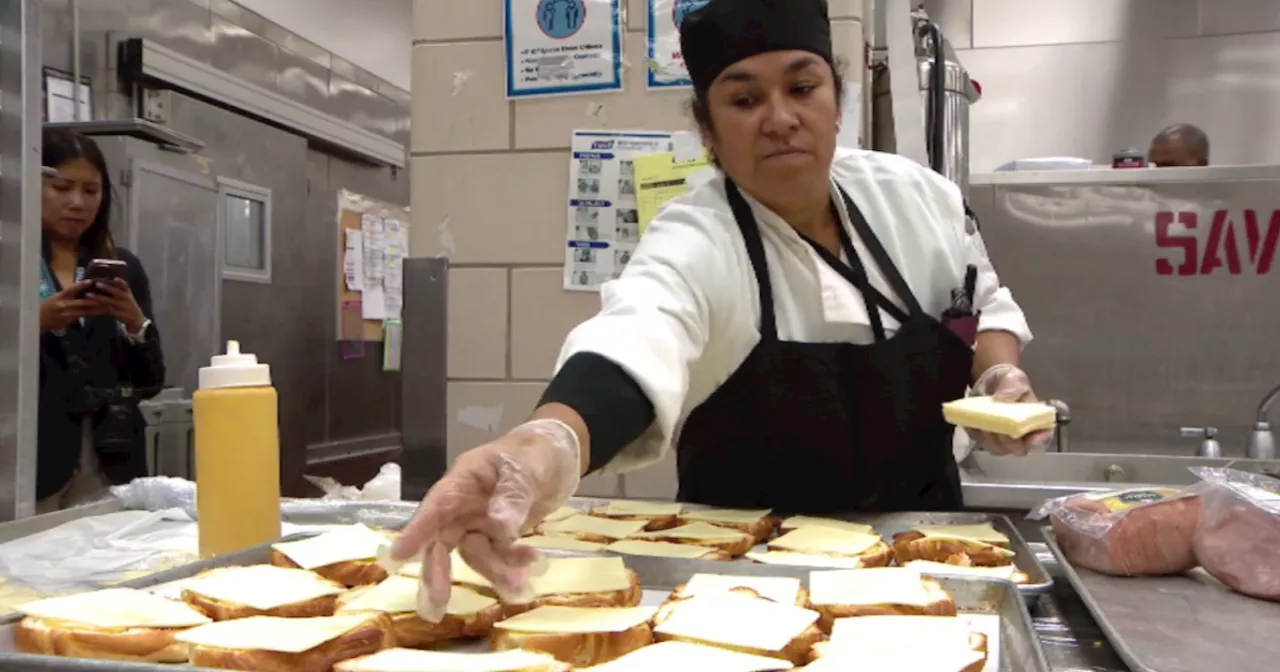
[504,0,624,98]
[1155,209,1278,276]
[646,0,710,89]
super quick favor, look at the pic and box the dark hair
[687,57,848,166]
[42,128,116,260]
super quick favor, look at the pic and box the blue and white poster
[504,0,624,99]
[646,0,710,88]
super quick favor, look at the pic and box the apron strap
[798,223,909,342]
[836,185,926,317]
[724,180,779,341]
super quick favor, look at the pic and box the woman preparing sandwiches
[394,0,1051,609]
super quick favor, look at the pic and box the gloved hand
[968,363,1053,456]
[385,418,581,621]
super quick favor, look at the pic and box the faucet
[1180,426,1222,458]
[1045,399,1071,453]
[1248,384,1280,460]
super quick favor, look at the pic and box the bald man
[1148,124,1209,167]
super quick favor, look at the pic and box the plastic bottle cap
[198,340,271,389]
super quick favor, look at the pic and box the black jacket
[38,248,165,499]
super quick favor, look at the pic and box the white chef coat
[556,148,1032,473]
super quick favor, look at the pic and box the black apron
[675,179,974,514]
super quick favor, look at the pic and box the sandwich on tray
[180,564,347,620]
[335,574,503,647]
[14,587,212,663]
[270,524,397,587]
[175,613,394,672]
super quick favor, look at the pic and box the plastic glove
[967,363,1053,456]
[387,418,581,621]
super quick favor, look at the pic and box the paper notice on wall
[645,0,708,88]
[343,228,364,291]
[381,219,408,320]
[360,214,389,321]
[565,130,675,292]
[503,0,624,99]
[633,151,712,235]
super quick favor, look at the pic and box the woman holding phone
[38,128,165,513]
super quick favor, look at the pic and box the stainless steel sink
[959,451,1280,510]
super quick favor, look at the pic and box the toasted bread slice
[491,606,656,667]
[653,592,823,666]
[808,616,988,672]
[180,613,394,672]
[270,550,389,588]
[335,576,503,648]
[502,568,643,617]
[632,522,756,557]
[15,617,193,663]
[805,568,956,632]
[904,559,1030,584]
[587,507,680,532]
[181,565,345,620]
[766,527,893,567]
[667,576,806,607]
[891,531,1014,567]
[676,511,778,544]
[605,539,731,561]
[536,515,650,544]
[337,648,571,672]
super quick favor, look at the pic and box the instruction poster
[633,151,712,234]
[646,0,710,88]
[564,130,674,291]
[505,0,624,98]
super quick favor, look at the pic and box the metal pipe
[72,0,81,120]
[1255,383,1280,423]
[921,21,946,173]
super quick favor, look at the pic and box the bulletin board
[336,189,411,343]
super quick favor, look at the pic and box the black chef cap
[680,0,834,95]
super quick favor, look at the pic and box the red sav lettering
[1155,209,1279,276]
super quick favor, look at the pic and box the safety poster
[646,0,710,88]
[504,0,624,98]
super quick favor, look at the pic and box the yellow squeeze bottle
[193,340,281,558]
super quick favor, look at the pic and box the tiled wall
[925,0,1280,172]
[410,0,865,497]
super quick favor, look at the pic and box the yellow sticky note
[632,152,712,235]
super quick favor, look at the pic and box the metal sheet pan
[1042,527,1280,672]
[568,498,1054,596]
[0,533,1050,671]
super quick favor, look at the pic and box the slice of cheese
[606,539,717,559]
[769,527,882,556]
[530,556,632,597]
[601,500,682,517]
[653,592,818,653]
[905,560,1018,581]
[543,506,578,523]
[340,648,564,672]
[913,533,1016,558]
[182,565,345,611]
[271,524,388,570]
[338,576,495,616]
[913,523,1009,546]
[494,605,656,634]
[397,551,492,588]
[634,521,747,541]
[682,573,801,606]
[580,640,795,671]
[942,395,1057,438]
[745,551,863,569]
[805,644,983,672]
[778,516,874,534]
[517,535,607,552]
[679,508,772,525]
[175,614,371,654]
[808,568,930,607]
[19,588,211,629]
[540,515,648,540]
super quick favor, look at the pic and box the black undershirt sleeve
[537,352,656,473]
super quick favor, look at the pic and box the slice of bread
[675,514,778,544]
[336,648,571,672]
[182,613,394,672]
[632,522,756,557]
[490,606,656,667]
[890,531,1014,567]
[807,615,988,672]
[766,527,893,567]
[180,565,345,620]
[15,617,194,663]
[270,550,389,588]
[335,578,504,648]
[502,569,642,617]
[805,568,957,633]
[652,592,823,666]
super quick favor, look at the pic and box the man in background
[1148,123,1210,167]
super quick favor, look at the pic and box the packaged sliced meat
[1030,487,1201,576]
[1190,467,1280,602]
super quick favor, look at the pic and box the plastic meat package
[1030,486,1202,576]
[1191,467,1280,602]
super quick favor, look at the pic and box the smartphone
[82,258,128,295]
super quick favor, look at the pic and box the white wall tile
[971,0,1199,48]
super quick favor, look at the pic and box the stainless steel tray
[0,533,1050,671]
[1042,526,1280,672]
[567,499,1054,596]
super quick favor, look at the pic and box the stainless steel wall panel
[1198,1,1280,36]
[275,47,331,113]
[209,15,278,92]
[971,0,1199,49]
[971,172,1280,456]
[0,0,45,521]
[400,258,449,500]
[261,24,330,71]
